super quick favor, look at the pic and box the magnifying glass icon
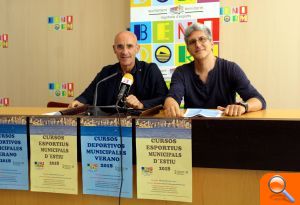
[268,175,295,203]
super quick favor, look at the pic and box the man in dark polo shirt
[69,31,168,109]
[164,23,266,117]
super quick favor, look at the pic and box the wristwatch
[236,102,248,113]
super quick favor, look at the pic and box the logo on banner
[48,82,74,97]
[141,166,153,176]
[144,4,204,20]
[155,46,171,63]
[87,163,99,171]
[153,44,174,66]
[0,98,9,107]
[220,6,248,23]
[170,5,184,14]
[34,161,45,168]
[0,34,8,48]
[48,16,73,31]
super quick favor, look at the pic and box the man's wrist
[138,102,144,109]
[236,102,248,113]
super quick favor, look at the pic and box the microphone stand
[115,98,124,204]
[93,72,119,106]
[88,72,119,116]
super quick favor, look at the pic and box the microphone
[93,72,119,106]
[117,73,134,102]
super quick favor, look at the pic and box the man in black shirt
[164,23,266,117]
[69,31,168,109]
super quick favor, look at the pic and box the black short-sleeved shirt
[168,58,266,109]
[76,59,168,108]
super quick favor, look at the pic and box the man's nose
[195,40,201,47]
[121,47,129,54]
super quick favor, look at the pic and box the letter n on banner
[197,18,220,41]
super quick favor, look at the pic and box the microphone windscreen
[121,73,134,86]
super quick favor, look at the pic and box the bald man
[69,31,168,109]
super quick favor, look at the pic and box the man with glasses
[164,23,266,117]
[69,31,168,109]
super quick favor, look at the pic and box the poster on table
[130,0,220,83]
[29,117,78,194]
[0,116,28,190]
[136,118,192,202]
[81,117,133,198]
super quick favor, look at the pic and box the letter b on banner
[135,24,147,40]
[131,22,151,44]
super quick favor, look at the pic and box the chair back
[47,101,69,108]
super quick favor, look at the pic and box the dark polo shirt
[168,57,266,109]
[76,59,168,108]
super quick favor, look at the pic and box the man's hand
[218,98,263,116]
[164,97,183,117]
[217,104,246,116]
[125,95,144,109]
[68,100,84,108]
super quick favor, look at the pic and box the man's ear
[136,44,140,53]
[112,45,116,54]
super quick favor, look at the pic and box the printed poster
[29,117,78,194]
[136,118,192,202]
[0,116,28,190]
[81,118,133,198]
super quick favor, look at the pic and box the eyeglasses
[114,44,136,51]
[187,36,210,46]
